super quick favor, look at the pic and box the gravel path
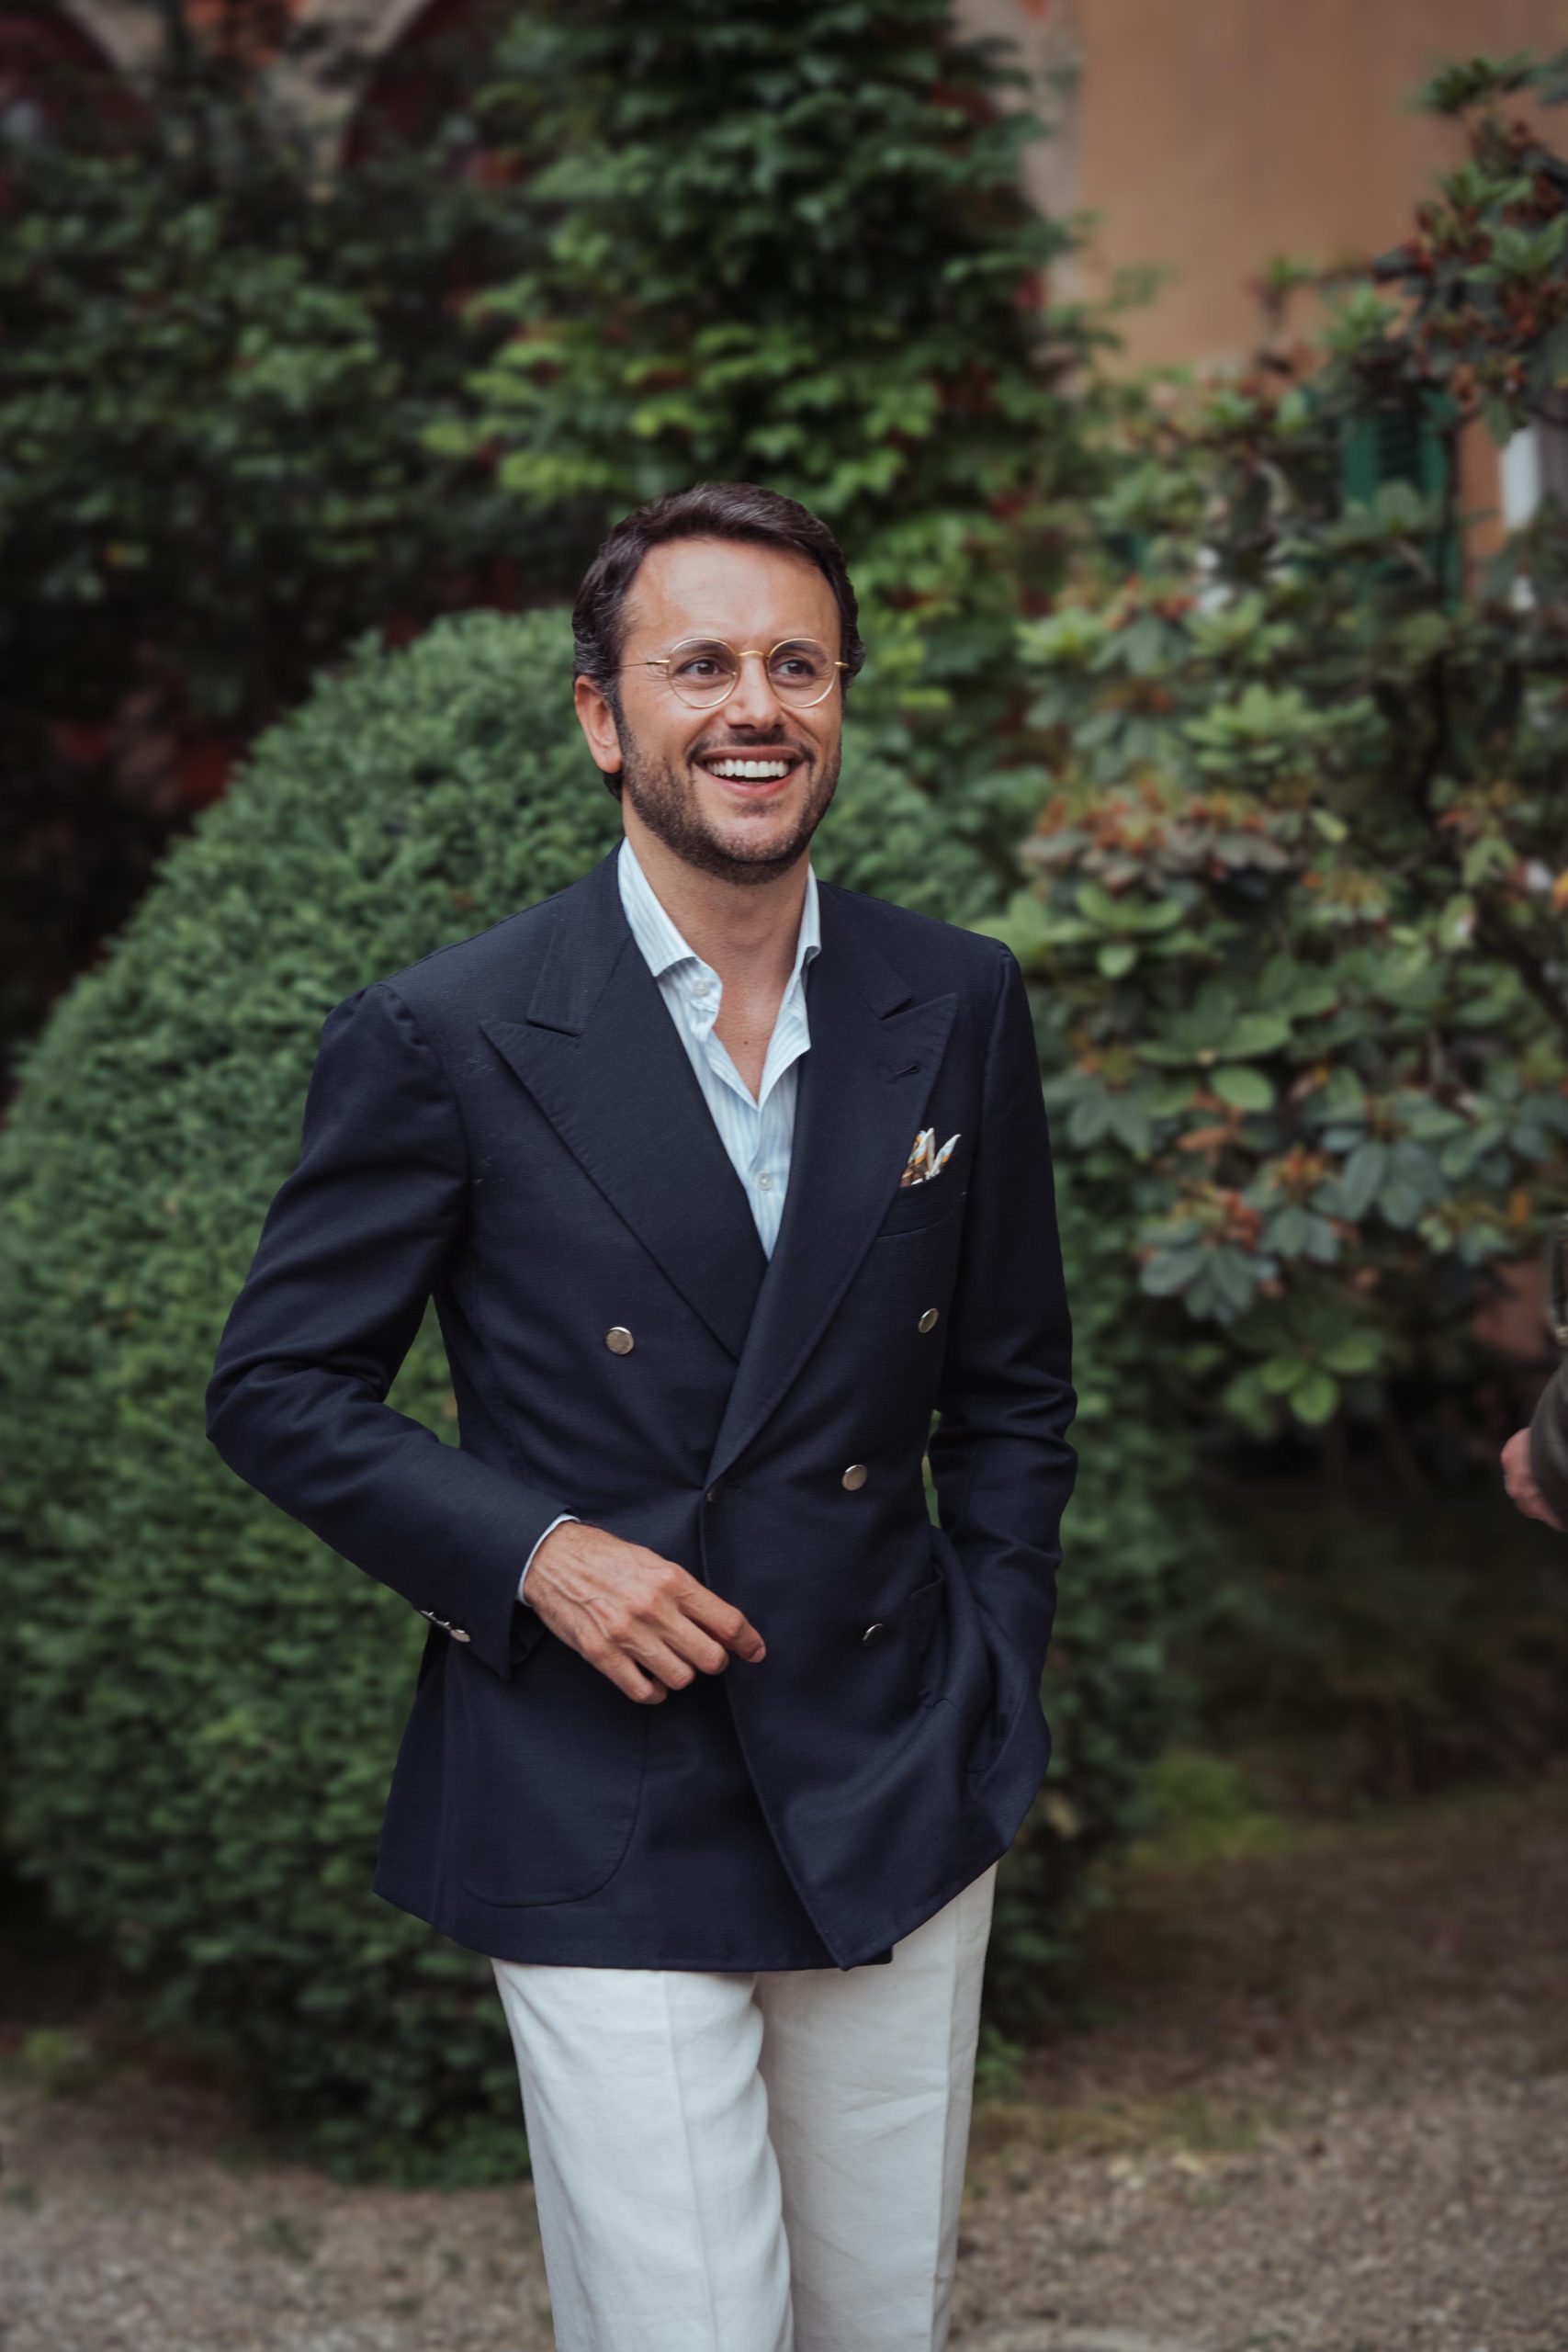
[3,1776,1565,2352]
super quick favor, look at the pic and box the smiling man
[205,481,1077,2352]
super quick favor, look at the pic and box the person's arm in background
[1501,1364,1568,1532]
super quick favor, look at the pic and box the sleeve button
[605,1327,635,1353]
[841,1463,868,1490]
[918,1307,940,1332]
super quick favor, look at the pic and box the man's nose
[725,650,786,730]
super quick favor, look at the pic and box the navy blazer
[205,842,1077,1969]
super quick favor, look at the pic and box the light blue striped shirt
[516,832,821,1601]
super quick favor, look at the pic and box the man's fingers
[678,1578,767,1662]
[581,1632,671,1704]
[525,1526,766,1693]
[1498,1429,1567,1532]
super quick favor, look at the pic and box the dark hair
[571,481,866,752]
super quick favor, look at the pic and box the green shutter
[1340,390,1461,600]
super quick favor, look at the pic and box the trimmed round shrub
[0,605,1169,2174]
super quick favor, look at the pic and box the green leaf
[1211,1065,1274,1111]
[1290,1368,1340,1426]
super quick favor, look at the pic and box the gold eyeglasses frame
[624,634,850,711]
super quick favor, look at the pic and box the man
[206,481,1077,2351]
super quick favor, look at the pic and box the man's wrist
[517,1512,579,1606]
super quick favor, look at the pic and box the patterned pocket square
[898,1126,960,1188]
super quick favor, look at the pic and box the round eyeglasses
[626,636,848,711]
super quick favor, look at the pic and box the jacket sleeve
[927,946,1078,1696]
[205,979,570,1680]
[1527,1360,1568,1532]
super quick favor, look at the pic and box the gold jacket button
[918,1307,940,1332]
[861,1622,886,1645]
[604,1326,635,1354]
[841,1463,868,1490]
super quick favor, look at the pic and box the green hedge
[0,606,1171,2175]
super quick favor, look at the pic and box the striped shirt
[517,831,820,1600]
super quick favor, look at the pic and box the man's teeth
[706,759,792,780]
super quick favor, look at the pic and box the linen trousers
[490,1858,999,2352]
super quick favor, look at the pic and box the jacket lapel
[703,894,955,1489]
[479,846,769,1363]
[479,842,958,1466]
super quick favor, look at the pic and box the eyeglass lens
[665,638,836,708]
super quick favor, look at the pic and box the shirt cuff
[517,1513,578,1606]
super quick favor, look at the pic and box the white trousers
[490,1860,999,2352]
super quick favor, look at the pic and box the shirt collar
[617,831,820,989]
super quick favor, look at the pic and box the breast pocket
[873,1178,966,1240]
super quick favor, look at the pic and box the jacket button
[605,1326,635,1353]
[841,1463,868,1490]
[861,1622,886,1645]
[918,1307,940,1331]
[448,1625,471,1643]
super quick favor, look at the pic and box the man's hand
[1501,1427,1566,1532]
[522,1521,767,1702]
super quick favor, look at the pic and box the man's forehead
[622,537,836,645]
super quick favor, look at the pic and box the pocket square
[898,1127,960,1188]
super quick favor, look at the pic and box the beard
[615,714,840,885]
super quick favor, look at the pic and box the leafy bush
[440,0,1127,876]
[983,50,1568,1445]
[0,605,1167,2167]
[0,0,539,1080]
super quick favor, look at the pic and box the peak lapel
[704,888,957,1490]
[478,848,769,1363]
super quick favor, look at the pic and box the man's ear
[574,675,624,775]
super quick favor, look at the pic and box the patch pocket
[454,1643,651,1908]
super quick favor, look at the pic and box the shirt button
[918,1307,940,1332]
[841,1463,868,1490]
[757,1173,772,1189]
[605,1327,635,1353]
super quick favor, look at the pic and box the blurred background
[1,6,1565,2348]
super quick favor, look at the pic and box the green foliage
[0,12,534,738]
[1175,1484,1568,1803]
[985,51,1568,1444]
[8,2025,99,2100]
[0,606,1164,2165]
[981,1151,1190,2038]
[442,0,1124,818]
[0,0,542,1074]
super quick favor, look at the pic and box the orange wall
[1054,0,1565,374]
